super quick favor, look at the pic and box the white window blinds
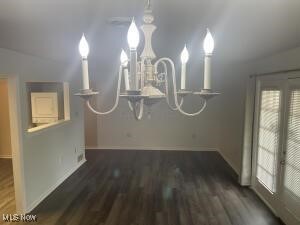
[256,89,281,193]
[284,89,300,198]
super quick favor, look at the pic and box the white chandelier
[76,0,219,120]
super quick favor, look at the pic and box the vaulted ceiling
[0,0,299,64]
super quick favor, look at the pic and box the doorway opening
[0,78,16,214]
[252,73,300,225]
[0,75,25,214]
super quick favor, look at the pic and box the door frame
[277,77,300,224]
[251,75,286,216]
[251,71,300,223]
[0,74,26,213]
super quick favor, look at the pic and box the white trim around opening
[0,75,26,213]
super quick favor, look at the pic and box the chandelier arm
[155,58,207,116]
[85,65,123,115]
[128,101,134,111]
[132,99,144,120]
[166,80,184,111]
[157,61,183,111]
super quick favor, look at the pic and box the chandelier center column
[141,8,156,61]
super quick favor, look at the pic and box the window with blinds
[284,89,300,198]
[256,89,281,193]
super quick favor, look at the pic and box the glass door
[253,76,300,225]
[252,78,285,214]
[279,78,300,225]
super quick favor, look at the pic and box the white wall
[96,99,221,150]
[0,48,85,212]
[217,63,252,174]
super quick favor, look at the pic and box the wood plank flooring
[0,159,16,215]
[27,150,284,225]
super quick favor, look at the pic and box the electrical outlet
[75,147,77,154]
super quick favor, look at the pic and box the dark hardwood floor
[28,150,283,225]
[0,159,16,215]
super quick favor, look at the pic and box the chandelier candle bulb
[124,69,130,91]
[130,50,138,90]
[180,45,189,90]
[120,49,130,91]
[120,49,128,66]
[78,34,90,90]
[81,59,90,90]
[127,19,140,50]
[204,55,211,90]
[181,63,186,90]
[127,19,140,91]
[203,29,215,90]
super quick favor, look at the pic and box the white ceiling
[0,0,299,64]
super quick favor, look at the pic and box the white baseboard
[26,159,86,213]
[251,186,278,216]
[0,155,12,159]
[85,146,219,152]
[217,149,240,176]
